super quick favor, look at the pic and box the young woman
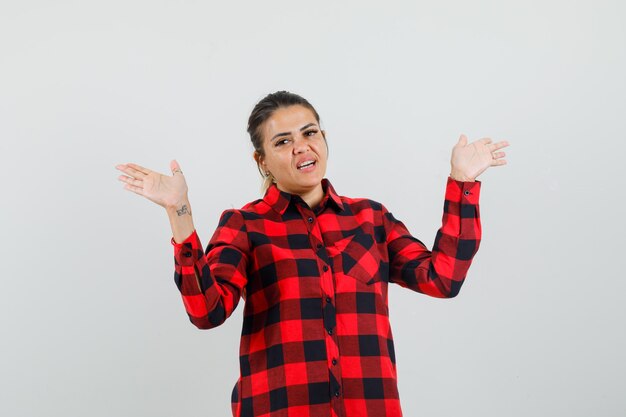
[115,91,508,417]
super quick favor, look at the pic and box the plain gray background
[1,1,624,416]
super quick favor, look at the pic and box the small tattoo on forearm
[176,205,190,216]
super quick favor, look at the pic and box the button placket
[306,209,342,400]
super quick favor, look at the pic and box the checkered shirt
[171,177,482,417]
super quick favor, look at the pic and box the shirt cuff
[171,229,202,266]
[446,176,481,205]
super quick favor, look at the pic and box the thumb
[457,134,468,147]
[170,159,182,174]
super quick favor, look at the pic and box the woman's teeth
[298,161,315,169]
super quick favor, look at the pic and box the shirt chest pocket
[326,231,384,285]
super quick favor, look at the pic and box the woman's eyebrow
[271,123,318,142]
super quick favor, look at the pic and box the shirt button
[334,390,340,397]
[307,217,313,223]
[323,265,329,272]
[464,190,470,196]
[317,243,323,249]
[326,296,331,303]
[332,358,337,365]
[328,329,333,335]
[183,252,192,258]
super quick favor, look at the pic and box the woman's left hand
[449,134,509,181]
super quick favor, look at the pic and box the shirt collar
[263,178,345,216]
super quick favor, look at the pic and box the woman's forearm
[166,197,196,243]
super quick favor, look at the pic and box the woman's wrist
[166,199,191,215]
[166,198,196,244]
[449,170,475,182]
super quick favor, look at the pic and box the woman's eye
[275,138,290,146]
[305,130,318,136]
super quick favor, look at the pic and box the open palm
[450,134,509,181]
[116,160,188,209]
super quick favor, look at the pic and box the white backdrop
[1,1,624,416]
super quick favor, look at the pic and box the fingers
[458,136,511,151]
[457,136,510,149]
[127,163,150,175]
[490,150,507,166]
[489,140,510,151]
[115,163,147,179]
[118,174,143,187]
[116,163,147,188]
[122,182,145,195]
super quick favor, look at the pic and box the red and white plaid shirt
[171,177,481,417]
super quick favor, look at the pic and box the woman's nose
[292,135,309,154]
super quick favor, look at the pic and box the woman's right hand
[115,159,188,209]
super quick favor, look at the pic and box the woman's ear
[254,151,267,175]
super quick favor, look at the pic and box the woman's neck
[278,182,324,210]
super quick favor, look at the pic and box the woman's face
[258,104,328,195]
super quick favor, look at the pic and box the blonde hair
[260,171,276,194]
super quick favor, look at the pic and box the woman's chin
[298,174,324,188]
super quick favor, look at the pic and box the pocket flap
[331,232,381,285]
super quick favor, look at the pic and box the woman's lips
[297,159,316,171]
